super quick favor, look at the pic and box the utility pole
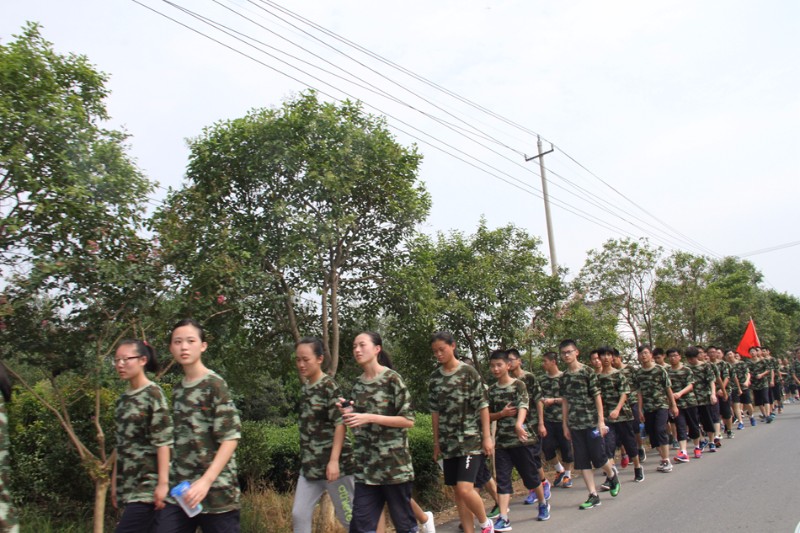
[525,136,557,276]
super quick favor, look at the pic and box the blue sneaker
[750,416,756,426]
[737,421,744,430]
[543,479,551,501]
[553,471,566,487]
[538,501,551,521]
[524,488,537,505]
[493,516,512,532]
[707,443,716,452]
[562,475,573,488]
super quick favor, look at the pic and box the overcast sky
[4,0,799,297]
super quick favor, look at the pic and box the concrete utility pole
[525,136,557,276]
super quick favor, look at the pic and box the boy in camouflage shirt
[558,339,619,510]
[158,319,242,532]
[685,346,721,452]
[429,332,494,533]
[539,351,574,488]
[749,346,772,422]
[666,348,702,461]
[634,345,678,472]
[487,350,550,529]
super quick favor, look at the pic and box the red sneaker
[620,454,630,468]
[693,447,702,459]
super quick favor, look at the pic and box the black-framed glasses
[112,355,144,367]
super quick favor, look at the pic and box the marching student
[343,332,417,533]
[749,347,772,423]
[292,337,355,533]
[666,349,702,461]
[558,340,620,510]
[428,332,494,533]
[488,350,550,530]
[684,346,719,452]
[634,345,679,473]
[157,319,242,533]
[111,339,173,533]
[611,350,644,465]
[506,349,551,505]
[539,352,574,488]
[732,352,755,427]
[792,348,800,401]
[596,347,643,483]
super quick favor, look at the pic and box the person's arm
[666,387,678,417]
[184,439,238,508]
[709,375,718,405]
[594,392,607,436]
[326,424,346,482]
[154,445,170,509]
[480,406,494,456]
[733,372,742,394]
[489,403,517,422]
[344,412,414,428]
[637,391,645,422]
[561,397,571,440]
[609,392,627,421]
[515,407,529,442]
[431,411,440,461]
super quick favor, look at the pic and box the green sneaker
[487,504,500,518]
[579,493,601,510]
[609,475,621,497]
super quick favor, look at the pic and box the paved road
[434,402,800,532]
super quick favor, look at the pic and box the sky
[3,0,800,296]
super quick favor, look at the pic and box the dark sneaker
[638,448,646,463]
[609,475,621,497]
[579,493,601,510]
[487,504,500,519]
[562,476,573,488]
[599,477,612,491]
[713,437,722,447]
[537,502,551,521]
[707,443,717,452]
[553,471,566,488]
[750,416,756,426]
[493,516,511,532]
[634,467,645,482]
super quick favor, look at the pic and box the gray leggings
[292,475,355,533]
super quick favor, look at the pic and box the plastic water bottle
[341,400,360,435]
[591,428,601,438]
[170,481,203,517]
[639,422,646,438]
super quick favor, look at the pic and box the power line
[736,240,800,258]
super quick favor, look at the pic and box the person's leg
[153,503,197,533]
[383,483,418,533]
[197,510,240,533]
[350,483,385,533]
[292,476,328,533]
[115,502,157,533]
[327,475,356,530]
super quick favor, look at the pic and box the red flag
[736,319,760,358]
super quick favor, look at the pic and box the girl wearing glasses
[111,339,173,533]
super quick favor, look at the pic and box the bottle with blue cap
[170,481,203,517]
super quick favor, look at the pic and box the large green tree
[0,23,156,532]
[155,91,430,377]
[578,237,662,347]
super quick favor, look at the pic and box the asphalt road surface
[434,402,800,532]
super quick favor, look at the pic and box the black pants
[115,502,157,533]
[542,419,574,463]
[675,407,701,442]
[644,409,670,447]
[604,420,638,460]
[350,482,418,533]
[155,504,239,533]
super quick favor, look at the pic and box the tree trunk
[93,476,110,533]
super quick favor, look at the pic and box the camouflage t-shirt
[559,364,600,430]
[115,382,173,505]
[171,371,242,513]
[597,370,633,422]
[515,371,543,427]
[489,379,533,449]
[686,362,715,404]
[750,359,769,390]
[298,374,354,481]
[429,363,488,460]
[732,360,750,390]
[667,366,697,408]
[715,360,733,395]
[352,368,414,485]
[791,360,800,383]
[538,372,563,423]
[765,357,779,383]
[0,395,18,532]
[633,365,671,412]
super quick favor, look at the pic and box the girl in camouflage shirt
[111,339,173,533]
[157,319,242,533]
[292,337,355,533]
[340,332,417,533]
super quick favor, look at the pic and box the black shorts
[350,482,415,533]
[494,446,541,494]
[695,404,716,433]
[541,420,574,463]
[157,504,240,533]
[710,401,721,423]
[770,384,783,402]
[675,407,701,442]
[442,454,484,487]
[738,390,752,405]
[718,397,732,419]
[753,388,769,407]
[474,456,492,489]
[604,420,638,460]
[569,427,608,471]
[644,409,670,447]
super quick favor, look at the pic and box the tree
[0,23,156,533]
[578,237,662,347]
[386,220,564,381]
[653,251,714,347]
[155,91,430,377]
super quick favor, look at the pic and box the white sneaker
[423,510,436,533]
